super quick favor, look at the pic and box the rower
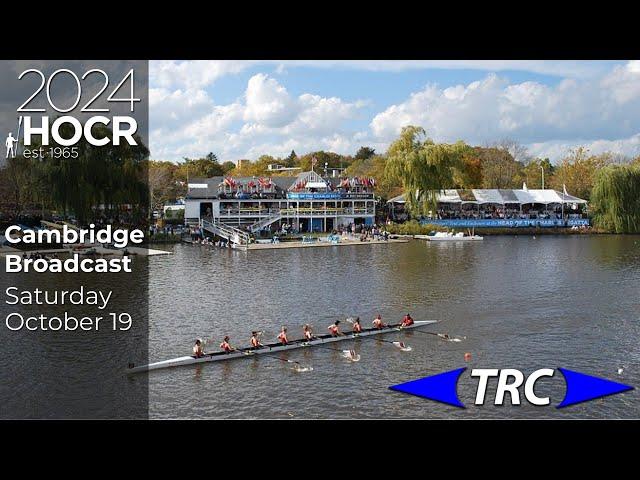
[277,326,289,345]
[438,333,451,340]
[193,338,205,358]
[401,313,414,327]
[220,335,235,353]
[250,331,263,348]
[352,317,363,333]
[328,320,343,336]
[303,324,314,341]
[372,314,386,329]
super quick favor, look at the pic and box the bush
[385,221,448,235]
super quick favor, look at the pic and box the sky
[148,60,640,164]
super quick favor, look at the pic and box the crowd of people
[431,206,583,221]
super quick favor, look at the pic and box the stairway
[248,212,283,233]
[200,218,250,249]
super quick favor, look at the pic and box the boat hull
[128,320,437,373]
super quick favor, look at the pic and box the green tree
[385,126,466,214]
[205,152,218,163]
[284,150,298,167]
[590,164,640,233]
[521,158,555,189]
[476,146,524,189]
[355,146,376,160]
[221,161,236,174]
[550,148,611,200]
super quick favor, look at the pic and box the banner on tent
[421,219,590,228]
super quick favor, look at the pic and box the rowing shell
[128,320,436,373]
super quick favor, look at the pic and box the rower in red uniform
[352,317,363,333]
[219,335,235,353]
[372,314,386,329]
[328,320,343,336]
[193,338,205,358]
[250,331,263,348]
[401,313,414,327]
[277,326,289,345]
[303,324,314,341]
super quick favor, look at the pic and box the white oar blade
[393,341,412,352]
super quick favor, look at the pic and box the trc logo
[390,367,633,409]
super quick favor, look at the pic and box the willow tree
[590,164,640,233]
[385,126,468,215]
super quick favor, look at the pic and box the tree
[521,158,554,189]
[221,161,236,174]
[385,126,466,214]
[469,146,525,189]
[453,149,483,188]
[550,148,611,200]
[148,161,179,212]
[590,164,640,233]
[284,150,298,167]
[355,146,376,161]
[205,152,218,163]
[176,157,225,180]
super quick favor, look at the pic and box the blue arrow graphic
[556,368,634,408]
[389,367,466,408]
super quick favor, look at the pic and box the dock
[247,237,408,250]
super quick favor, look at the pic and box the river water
[146,235,639,419]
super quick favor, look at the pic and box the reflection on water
[145,236,640,419]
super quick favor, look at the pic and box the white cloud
[370,67,640,156]
[149,60,250,89]
[243,73,299,127]
[528,134,640,161]
[149,61,640,162]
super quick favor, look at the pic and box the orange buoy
[464,352,472,362]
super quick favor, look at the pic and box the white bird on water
[618,367,624,375]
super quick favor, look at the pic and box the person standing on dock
[303,324,315,341]
[277,327,289,345]
[328,320,344,336]
[372,314,386,329]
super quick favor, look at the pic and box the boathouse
[184,171,377,234]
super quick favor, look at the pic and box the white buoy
[618,368,624,375]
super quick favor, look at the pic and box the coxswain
[220,335,235,353]
[250,331,263,348]
[277,326,289,345]
[372,314,386,329]
[303,324,314,341]
[193,339,205,358]
[401,313,414,327]
[328,320,343,336]
[352,317,363,333]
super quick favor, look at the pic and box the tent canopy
[387,188,587,205]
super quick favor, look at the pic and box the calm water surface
[147,236,640,419]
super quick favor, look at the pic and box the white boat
[416,231,483,242]
[127,320,436,373]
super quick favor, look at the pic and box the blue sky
[149,60,640,163]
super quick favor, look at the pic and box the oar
[411,330,465,342]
